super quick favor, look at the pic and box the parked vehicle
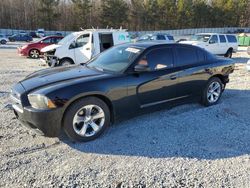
[0,34,9,44]
[137,33,175,43]
[247,47,250,71]
[11,42,235,142]
[36,29,45,38]
[41,29,131,67]
[8,34,33,42]
[180,33,238,58]
[29,31,38,38]
[17,36,63,59]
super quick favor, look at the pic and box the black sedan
[11,42,235,142]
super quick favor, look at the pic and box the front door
[73,33,92,64]
[128,47,178,108]
[206,35,220,55]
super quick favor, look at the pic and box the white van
[41,29,131,66]
[180,33,238,58]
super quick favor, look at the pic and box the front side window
[176,47,198,66]
[219,35,226,43]
[42,38,52,44]
[87,44,143,73]
[75,34,90,48]
[156,35,166,40]
[209,35,218,44]
[139,48,173,71]
[191,34,211,42]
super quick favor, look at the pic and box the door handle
[170,75,177,80]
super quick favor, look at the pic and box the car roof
[122,41,196,49]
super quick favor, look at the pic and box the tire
[224,48,233,58]
[59,58,74,66]
[0,40,7,44]
[29,49,40,59]
[201,77,223,107]
[63,97,110,142]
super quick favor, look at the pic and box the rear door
[218,35,228,54]
[174,46,208,97]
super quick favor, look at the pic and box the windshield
[58,33,75,45]
[87,44,143,73]
[190,34,211,42]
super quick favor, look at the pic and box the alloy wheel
[72,104,105,137]
[30,50,39,58]
[207,81,221,103]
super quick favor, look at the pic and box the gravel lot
[0,48,249,187]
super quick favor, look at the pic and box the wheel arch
[29,48,40,54]
[62,94,115,127]
[59,57,74,65]
[210,74,228,85]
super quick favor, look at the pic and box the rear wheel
[29,49,40,59]
[224,48,233,58]
[0,40,7,44]
[63,97,110,142]
[59,58,74,66]
[201,77,223,106]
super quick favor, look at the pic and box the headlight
[21,45,28,49]
[28,94,56,109]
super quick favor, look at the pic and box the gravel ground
[0,48,250,188]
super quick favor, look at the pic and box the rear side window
[167,35,174,40]
[156,35,166,40]
[146,47,173,70]
[175,47,199,66]
[219,35,226,43]
[226,35,237,43]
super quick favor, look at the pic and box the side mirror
[209,40,215,44]
[69,41,77,49]
[134,64,150,72]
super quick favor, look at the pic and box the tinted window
[51,37,61,44]
[226,35,237,43]
[219,35,226,43]
[156,35,166,40]
[42,38,52,44]
[176,47,198,66]
[197,49,205,62]
[210,35,218,43]
[145,47,173,70]
[167,35,174,40]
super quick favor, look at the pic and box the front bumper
[43,54,59,67]
[17,47,28,56]
[12,104,63,137]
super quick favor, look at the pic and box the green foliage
[101,0,129,28]
[37,0,60,29]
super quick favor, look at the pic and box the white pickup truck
[41,29,131,66]
[180,33,238,58]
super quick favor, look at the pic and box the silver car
[0,34,9,44]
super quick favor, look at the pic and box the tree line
[0,0,249,31]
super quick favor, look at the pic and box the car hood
[20,65,107,92]
[41,44,61,53]
[179,40,202,45]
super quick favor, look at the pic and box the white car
[137,33,175,43]
[41,29,131,66]
[180,33,238,58]
[0,34,9,44]
[247,47,250,71]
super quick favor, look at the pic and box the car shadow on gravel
[60,89,250,160]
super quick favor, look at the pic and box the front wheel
[59,59,74,66]
[201,77,223,106]
[63,97,110,142]
[29,49,40,59]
